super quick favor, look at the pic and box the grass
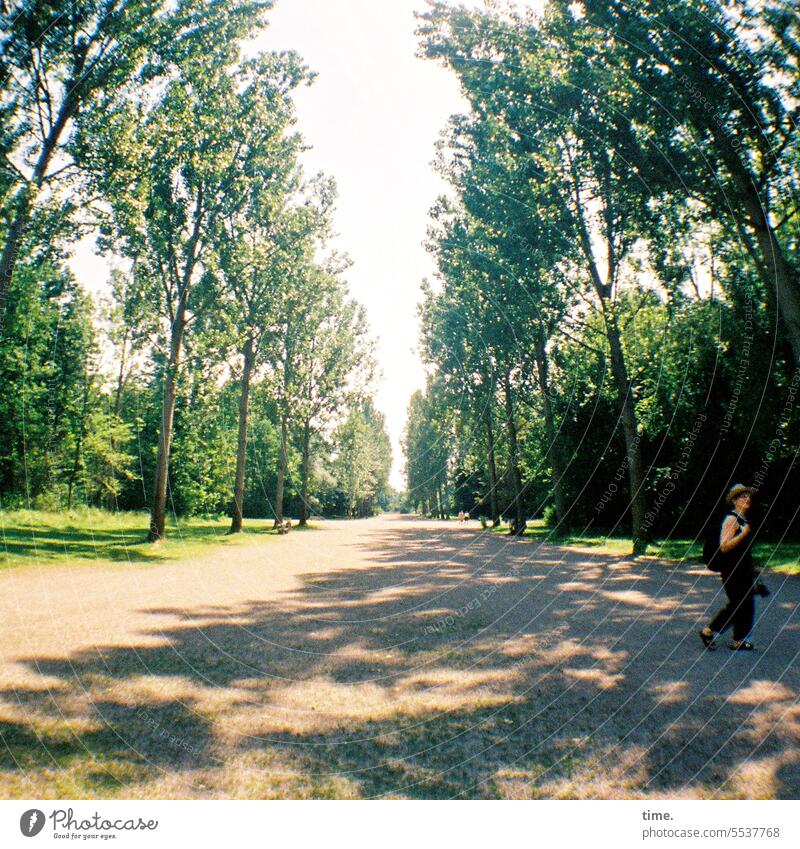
[0,508,313,570]
[486,519,800,575]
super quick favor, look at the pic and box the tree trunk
[534,328,568,527]
[0,99,74,328]
[502,373,526,536]
[748,215,800,368]
[0,196,32,324]
[148,304,187,542]
[483,407,501,526]
[113,326,129,420]
[299,418,311,526]
[230,337,255,534]
[568,160,647,554]
[67,359,91,511]
[605,311,647,554]
[106,326,130,509]
[274,411,288,527]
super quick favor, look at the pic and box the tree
[403,383,453,518]
[86,52,309,541]
[419,220,504,525]
[420,2,659,549]
[292,267,373,525]
[212,120,327,533]
[570,0,800,366]
[265,255,322,528]
[335,401,392,519]
[0,0,272,328]
[0,259,96,505]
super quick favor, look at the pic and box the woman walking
[699,484,758,651]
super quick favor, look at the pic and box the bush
[0,493,26,511]
[32,490,62,512]
[542,504,558,529]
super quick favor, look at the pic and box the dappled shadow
[1,518,798,798]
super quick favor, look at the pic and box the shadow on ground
[2,518,798,798]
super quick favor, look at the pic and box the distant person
[700,484,759,651]
[458,510,466,524]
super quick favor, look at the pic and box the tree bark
[567,157,647,554]
[273,411,288,527]
[148,301,187,542]
[299,418,311,526]
[230,337,255,534]
[745,207,800,368]
[483,407,501,526]
[534,328,568,527]
[605,310,647,555]
[0,196,32,324]
[502,373,526,535]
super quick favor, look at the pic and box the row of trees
[0,1,392,537]
[405,0,800,551]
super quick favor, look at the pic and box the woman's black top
[720,511,754,578]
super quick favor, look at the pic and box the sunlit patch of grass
[750,542,800,575]
[486,519,798,574]
[0,509,300,570]
[488,519,631,555]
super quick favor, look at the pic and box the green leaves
[412,0,800,538]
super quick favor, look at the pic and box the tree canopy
[406,0,800,549]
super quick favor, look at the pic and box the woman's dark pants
[708,565,754,641]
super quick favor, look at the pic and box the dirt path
[1,515,798,799]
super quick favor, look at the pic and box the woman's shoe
[729,640,755,651]
[699,628,717,650]
[753,579,770,597]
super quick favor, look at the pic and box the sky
[255,0,470,488]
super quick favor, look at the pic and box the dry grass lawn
[1,515,798,799]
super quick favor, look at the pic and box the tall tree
[265,255,339,528]
[85,52,308,540]
[213,147,330,533]
[403,382,453,518]
[336,400,392,519]
[569,0,800,365]
[421,2,658,550]
[292,268,373,526]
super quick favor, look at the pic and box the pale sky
[256,0,470,487]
